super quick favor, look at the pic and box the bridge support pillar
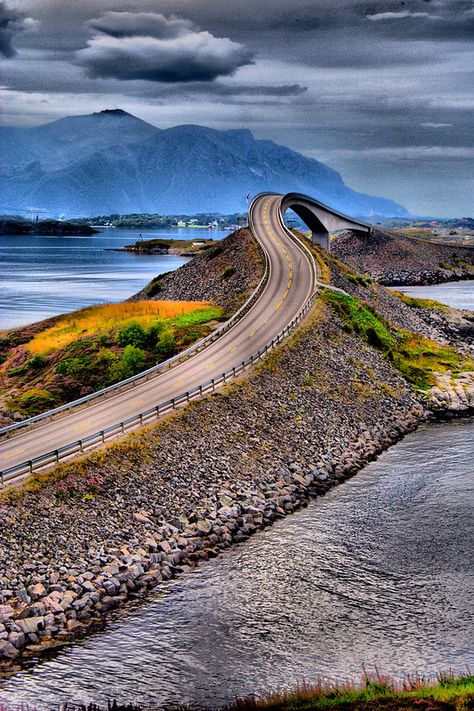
[311,230,330,252]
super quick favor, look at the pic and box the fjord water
[399,280,474,310]
[1,418,473,709]
[0,228,226,330]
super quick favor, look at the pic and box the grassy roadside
[0,300,224,418]
[320,291,474,389]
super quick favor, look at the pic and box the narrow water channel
[1,418,473,710]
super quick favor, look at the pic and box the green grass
[322,291,473,389]
[390,290,449,311]
[215,672,474,710]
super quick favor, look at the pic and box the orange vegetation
[27,300,213,355]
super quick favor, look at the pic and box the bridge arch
[281,192,372,251]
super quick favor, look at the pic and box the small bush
[146,278,162,297]
[346,273,375,287]
[221,266,236,281]
[56,356,92,381]
[155,327,177,360]
[117,322,147,348]
[205,245,223,260]
[7,388,57,416]
[8,354,46,377]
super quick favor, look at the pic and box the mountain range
[0,109,408,218]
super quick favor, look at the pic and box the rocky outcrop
[332,228,474,286]
[131,228,263,314]
[425,372,474,416]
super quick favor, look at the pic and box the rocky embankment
[131,228,262,313]
[332,227,474,285]
[0,237,473,667]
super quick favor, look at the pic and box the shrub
[7,388,57,416]
[146,278,162,297]
[117,322,147,348]
[205,245,223,260]
[56,356,92,381]
[155,327,177,360]
[121,344,145,376]
[221,266,236,281]
[8,354,46,377]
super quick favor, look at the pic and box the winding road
[0,193,317,483]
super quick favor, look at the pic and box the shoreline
[1,235,473,676]
[0,310,472,674]
[1,408,472,676]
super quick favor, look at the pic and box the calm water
[0,228,227,330]
[1,418,472,709]
[399,280,474,310]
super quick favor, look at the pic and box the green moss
[322,291,473,389]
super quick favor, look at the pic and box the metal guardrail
[0,230,270,438]
[0,194,318,487]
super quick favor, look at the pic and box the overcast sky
[1,0,472,216]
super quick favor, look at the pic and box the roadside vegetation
[389,290,449,311]
[0,300,223,419]
[321,291,473,389]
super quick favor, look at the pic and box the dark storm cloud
[76,11,254,83]
[2,0,474,214]
[0,1,37,57]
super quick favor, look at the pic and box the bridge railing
[0,195,319,488]
[0,229,270,439]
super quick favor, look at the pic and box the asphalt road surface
[0,194,316,477]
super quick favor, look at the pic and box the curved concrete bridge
[0,192,369,485]
[281,192,373,251]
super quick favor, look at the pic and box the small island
[0,218,98,236]
[115,237,217,256]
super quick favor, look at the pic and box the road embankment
[1,241,473,668]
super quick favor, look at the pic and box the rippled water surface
[0,228,226,330]
[1,418,472,709]
[399,280,474,310]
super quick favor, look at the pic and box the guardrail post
[199,385,203,396]
[140,413,143,424]
[121,422,125,433]
[29,461,33,474]
[55,449,59,463]
[211,379,215,391]
[172,398,176,409]
[223,372,226,383]
[186,392,190,402]
[233,367,236,378]
[79,440,83,453]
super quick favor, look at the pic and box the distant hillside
[0,218,97,236]
[0,109,408,218]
